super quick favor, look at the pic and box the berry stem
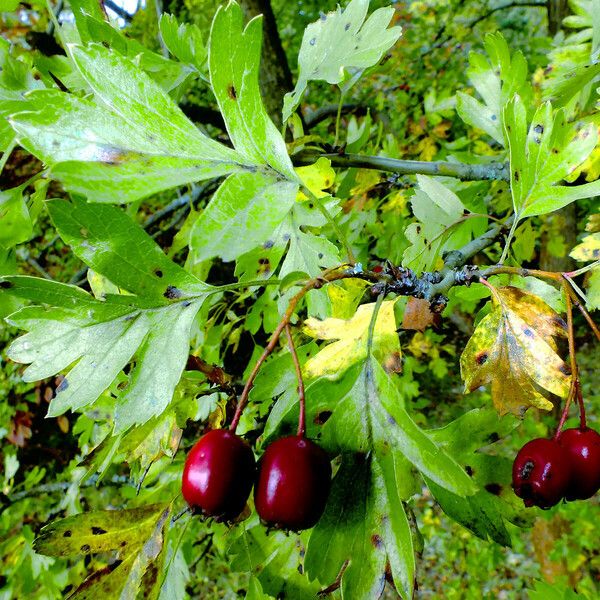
[229,267,359,432]
[554,283,586,438]
[285,323,306,437]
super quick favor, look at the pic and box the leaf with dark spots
[34,503,169,557]
[484,483,502,495]
[163,285,183,299]
[0,280,14,289]
[460,286,570,415]
[314,410,332,425]
[91,526,107,535]
[227,84,237,100]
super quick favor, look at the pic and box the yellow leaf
[460,287,570,416]
[326,279,370,319]
[294,157,335,201]
[570,232,600,262]
[416,136,437,161]
[303,300,401,378]
[381,190,408,213]
[350,168,381,197]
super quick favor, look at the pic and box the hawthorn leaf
[264,358,475,496]
[34,503,169,557]
[503,96,600,220]
[228,525,318,599]
[295,157,336,200]
[427,408,527,545]
[159,13,208,76]
[305,454,414,600]
[460,286,570,416]
[570,231,600,261]
[189,173,297,262]
[35,503,171,599]
[0,186,32,248]
[208,2,296,180]
[302,300,400,378]
[9,45,249,203]
[402,175,485,273]
[282,0,402,122]
[456,32,532,145]
[3,203,212,429]
[48,198,209,299]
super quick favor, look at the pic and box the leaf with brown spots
[35,504,171,600]
[503,97,600,222]
[460,286,570,416]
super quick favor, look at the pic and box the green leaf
[543,62,600,108]
[426,408,526,545]
[503,96,600,220]
[228,525,318,599]
[48,198,209,298]
[3,202,212,430]
[159,13,208,76]
[9,45,248,203]
[456,32,532,145]
[208,2,296,180]
[0,186,32,248]
[403,175,485,273]
[189,172,297,262]
[282,0,402,122]
[305,454,414,600]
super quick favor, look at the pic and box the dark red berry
[557,427,600,500]
[182,429,256,520]
[512,437,570,509]
[254,436,331,530]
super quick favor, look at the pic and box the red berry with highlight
[182,429,256,520]
[557,427,600,500]
[512,437,570,509]
[254,436,331,531]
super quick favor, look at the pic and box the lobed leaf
[282,0,401,122]
[460,286,570,416]
[9,46,249,203]
[503,96,600,221]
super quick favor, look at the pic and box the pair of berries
[181,429,332,530]
[512,426,600,509]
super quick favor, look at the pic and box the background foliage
[0,0,599,598]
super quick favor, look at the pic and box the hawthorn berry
[557,427,600,501]
[512,437,570,509]
[254,435,331,531]
[182,429,256,520]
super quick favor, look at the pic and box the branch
[292,152,509,182]
[103,0,134,22]
[304,104,367,129]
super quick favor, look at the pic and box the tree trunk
[239,0,294,127]
[546,0,569,36]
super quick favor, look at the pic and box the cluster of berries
[181,429,331,530]
[512,427,600,508]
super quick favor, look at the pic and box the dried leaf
[401,297,435,331]
[460,287,570,416]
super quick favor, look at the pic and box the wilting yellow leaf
[303,300,401,378]
[570,232,600,262]
[460,287,570,416]
[295,157,335,200]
